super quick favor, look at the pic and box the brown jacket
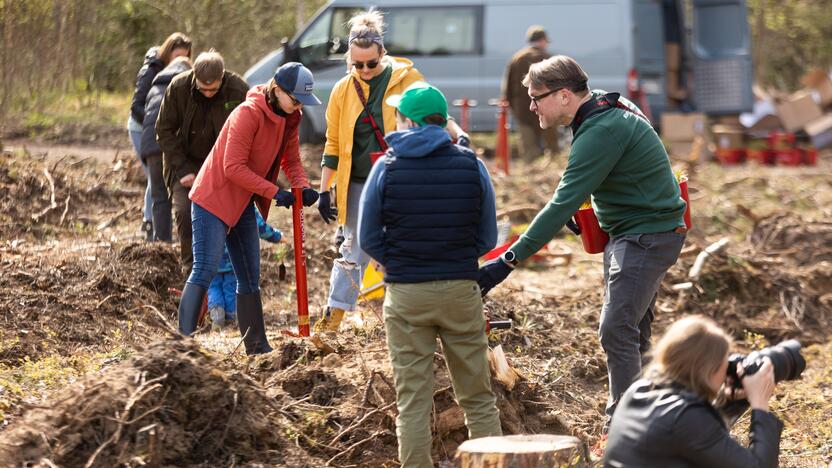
[502,46,550,126]
[156,69,249,189]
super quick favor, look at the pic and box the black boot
[236,292,273,355]
[178,283,206,336]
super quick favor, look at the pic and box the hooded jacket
[604,379,783,468]
[357,125,497,283]
[140,59,191,160]
[130,47,164,124]
[156,69,249,190]
[189,85,311,227]
[322,56,424,225]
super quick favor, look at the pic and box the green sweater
[510,91,686,261]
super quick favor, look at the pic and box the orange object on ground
[679,178,692,230]
[776,148,803,166]
[715,148,745,165]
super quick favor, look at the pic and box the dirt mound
[664,214,832,345]
[0,338,317,467]
[249,324,573,467]
[0,242,182,365]
[1,121,129,148]
[0,150,144,240]
[750,213,832,266]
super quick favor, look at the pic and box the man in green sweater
[478,55,687,428]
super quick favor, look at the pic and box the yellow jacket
[323,56,424,225]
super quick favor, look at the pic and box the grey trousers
[600,231,685,424]
[146,154,172,242]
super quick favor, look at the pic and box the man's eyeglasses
[196,82,221,94]
[353,59,379,70]
[530,87,562,105]
[286,92,301,107]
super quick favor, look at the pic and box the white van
[245,0,753,141]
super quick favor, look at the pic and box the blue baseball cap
[274,62,322,106]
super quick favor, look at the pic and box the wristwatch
[501,250,519,268]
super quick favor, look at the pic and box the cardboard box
[775,91,823,132]
[665,43,681,72]
[661,112,706,141]
[805,114,832,149]
[711,124,745,149]
[802,68,832,108]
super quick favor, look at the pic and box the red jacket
[190,85,311,227]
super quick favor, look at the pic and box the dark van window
[385,7,481,56]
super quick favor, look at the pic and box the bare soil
[0,142,829,466]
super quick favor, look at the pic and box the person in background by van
[604,315,782,467]
[156,50,249,274]
[140,56,192,242]
[358,81,501,468]
[503,26,559,161]
[478,55,687,431]
[314,9,470,334]
[128,32,192,240]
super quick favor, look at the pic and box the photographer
[604,316,783,467]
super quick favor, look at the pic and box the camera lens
[759,339,806,383]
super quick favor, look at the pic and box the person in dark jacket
[604,315,782,467]
[128,32,192,239]
[502,26,558,161]
[156,50,249,273]
[140,56,192,242]
[357,82,501,467]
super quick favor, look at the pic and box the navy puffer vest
[381,144,482,283]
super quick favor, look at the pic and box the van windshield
[296,6,481,65]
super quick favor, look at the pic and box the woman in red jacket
[178,62,321,355]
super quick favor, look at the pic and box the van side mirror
[281,37,296,61]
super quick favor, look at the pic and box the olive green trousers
[384,279,502,468]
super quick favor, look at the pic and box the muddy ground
[0,141,830,467]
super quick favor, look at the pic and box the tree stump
[456,434,589,468]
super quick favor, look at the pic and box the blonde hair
[157,32,192,66]
[644,315,731,401]
[346,9,385,62]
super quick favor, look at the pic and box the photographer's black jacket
[604,379,783,468]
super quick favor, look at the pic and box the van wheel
[300,117,325,144]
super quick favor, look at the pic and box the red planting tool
[282,187,311,338]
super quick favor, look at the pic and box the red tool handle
[292,188,310,337]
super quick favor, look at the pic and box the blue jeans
[208,271,238,319]
[326,182,371,311]
[128,128,152,222]
[600,231,686,424]
[187,202,260,295]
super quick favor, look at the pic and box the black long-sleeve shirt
[604,379,783,468]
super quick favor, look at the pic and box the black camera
[726,339,806,388]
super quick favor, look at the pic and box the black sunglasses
[530,87,562,105]
[353,59,379,70]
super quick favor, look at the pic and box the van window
[385,7,481,56]
[296,8,334,65]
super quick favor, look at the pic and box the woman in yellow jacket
[315,9,468,333]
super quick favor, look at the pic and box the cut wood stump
[456,434,589,467]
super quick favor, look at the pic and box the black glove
[457,134,471,148]
[566,218,581,235]
[478,256,514,297]
[301,187,319,207]
[274,189,294,208]
[317,191,337,224]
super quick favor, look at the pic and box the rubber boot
[236,292,273,355]
[178,283,207,336]
[209,307,225,332]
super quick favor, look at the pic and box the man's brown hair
[644,315,732,401]
[522,55,589,96]
[193,50,224,84]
